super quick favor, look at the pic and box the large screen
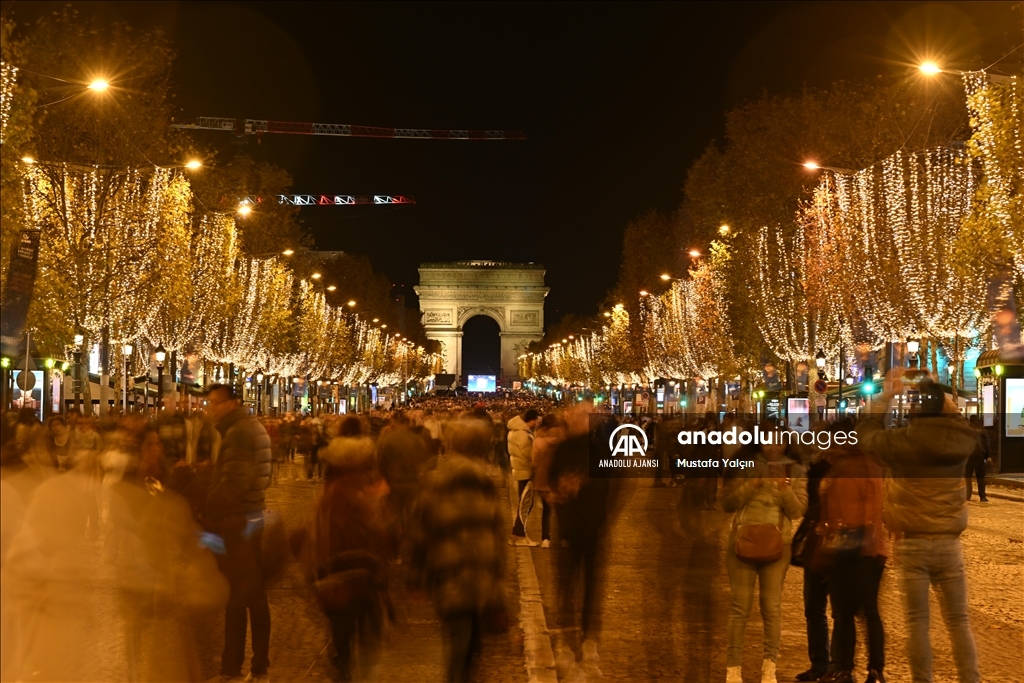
[467,374,496,393]
[1006,378,1024,437]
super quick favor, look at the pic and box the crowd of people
[0,372,994,683]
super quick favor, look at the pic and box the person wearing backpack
[720,426,807,683]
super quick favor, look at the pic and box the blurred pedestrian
[964,415,989,502]
[857,374,980,683]
[816,423,887,683]
[297,434,395,681]
[508,408,540,546]
[531,412,565,548]
[408,419,506,683]
[721,428,807,683]
[377,412,431,555]
[793,441,832,682]
[204,384,273,683]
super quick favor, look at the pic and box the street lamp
[155,344,166,412]
[87,79,110,92]
[255,369,264,415]
[184,160,203,170]
[122,343,133,413]
[72,333,85,412]
[815,349,827,379]
[907,338,920,368]
[918,61,942,75]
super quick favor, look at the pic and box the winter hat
[320,436,375,473]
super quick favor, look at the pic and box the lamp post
[73,332,85,413]
[256,370,264,415]
[906,338,920,369]
[155,344,166,413]
[122,343,133,413]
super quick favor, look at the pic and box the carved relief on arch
[457,305,506,329]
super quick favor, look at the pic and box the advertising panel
[1005,378,1024,437]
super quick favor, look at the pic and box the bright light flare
[347,300,356,307]
[660,273,671,281]
[718,224,730,235]
[20,156,35,164]
[185,160,203,170]
[918,61,942,75]
[88,79,110,92]
[237,205,252,217]
[639,290,649,297]
[326,285,337,292]
[282,249,294,256]
[803,161,821,170]
[688,249,702,258]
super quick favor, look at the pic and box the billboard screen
[467,374,496,393]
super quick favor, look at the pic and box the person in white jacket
[507,409,541,546]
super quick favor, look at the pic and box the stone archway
[414,261,548,381]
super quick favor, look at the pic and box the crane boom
[242,195,415,206]
[173,117,525,140]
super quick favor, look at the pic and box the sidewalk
[522,479,1024,683]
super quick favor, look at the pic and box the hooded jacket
[507,415,535,481]
[856,415,978,536]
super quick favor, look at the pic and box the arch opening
[461,315,501,381]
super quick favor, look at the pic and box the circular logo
[608,423,648,456]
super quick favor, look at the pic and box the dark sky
[6,1,1020,322]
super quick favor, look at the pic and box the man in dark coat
[205,384,273,683]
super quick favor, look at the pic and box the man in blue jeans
[857,374,981,683]
[205,384,273,683]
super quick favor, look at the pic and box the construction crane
[241,195,414,206]
[172,117,526,141]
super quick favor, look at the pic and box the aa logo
[608,423,648,457]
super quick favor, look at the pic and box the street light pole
[155,344,166,414]
[256,370,264,415]
[73,332,84,413]
[122,343,133,414]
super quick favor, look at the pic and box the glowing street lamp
[237,204,252,217]
[326,285,337,292]
[310,272,322,280]
[20,156,35,164]
[282,249,295,256]
[718,224,730,235]
[184,160,203,170]
[918,61,942,75]
[154,344,167,412]
[687,249,701,258]
[639,290,649,297]
[87,79,110,92]
[347,300,356,307]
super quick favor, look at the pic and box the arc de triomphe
[415,261,548,381]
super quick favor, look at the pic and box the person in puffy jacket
[531,413,566,548]
[204,383,273,683]
[507,409,540,546]
[720,428,807,683]
[408,418,506,683]
[857,374,980,683]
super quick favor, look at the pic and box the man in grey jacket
[206,384,273,683]
[857,374,980,683]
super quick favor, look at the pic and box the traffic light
[862,381,875,395]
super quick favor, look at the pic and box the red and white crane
[172,117,526,141]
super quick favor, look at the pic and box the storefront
[975,349,1024,474]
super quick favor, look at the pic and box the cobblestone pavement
[525,480,1024,683]
[38,458,526,682]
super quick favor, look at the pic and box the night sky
[6,1,1018,322]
